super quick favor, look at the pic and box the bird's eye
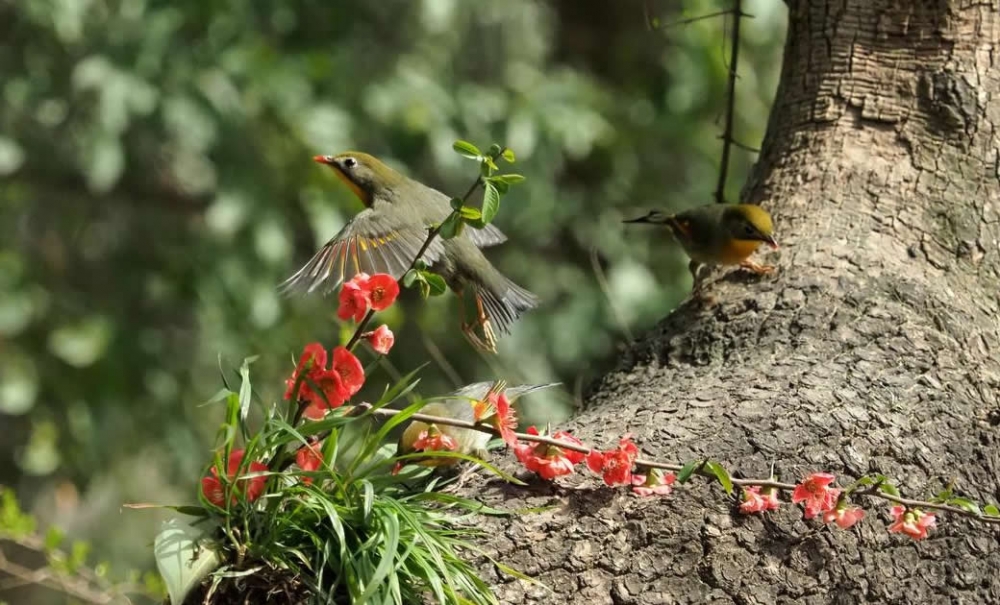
[343,157,358,169]
[744,223,758,236]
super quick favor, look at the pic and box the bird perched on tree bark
[396,381,559,468]
[624,203,779,293]
[280,152,539,352]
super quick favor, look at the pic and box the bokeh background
[0,0,786,596]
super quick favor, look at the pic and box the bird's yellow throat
[332,168,372,206]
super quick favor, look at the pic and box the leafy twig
[364,405,1000,526]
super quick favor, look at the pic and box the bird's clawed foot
[688,261,716,304]
[442,461,484,493]
[460,293,498,353]
[740,260,777,276]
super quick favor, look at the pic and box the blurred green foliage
[0,0,785,578]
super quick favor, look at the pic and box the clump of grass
[154,360,518,605]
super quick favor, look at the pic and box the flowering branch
[360,403,1000,529]
[342,148,504,352]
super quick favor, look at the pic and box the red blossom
[585,436,639,486]
[823,503,865,529]
[471,386,519,447]
[364,274,400,311]
[888,506,936,540]
[336,273,400,323]
[284,343,327,401]
[367,324,395,355]
[412,427,459,452]
[332,346,365,396]
[200,449,268,507]
[739,486,782,514]
[514,426,586,480]
[301,370,347,419]
[631,470,677,497]
[490,391,518,447]
[791,472,841,519]
[337,273,371,323]
[295,441,324,484]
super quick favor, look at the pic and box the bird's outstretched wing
[279,205,445,296]
[466,223,508,248]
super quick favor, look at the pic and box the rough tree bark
[469,1,1000,603]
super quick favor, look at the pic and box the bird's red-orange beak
[313,155,332,165]
[765,235,779,250]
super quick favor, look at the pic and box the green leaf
[438,214,463,240]
[459,207,482,221]
[402,269,418,288]
[879,482,900,497]
[423,272,448,296]
[946,497,982,515]
[450,197,465,211]
[933,488,954,503]
[355,509,399,603]
[481,182,500,225]
[418,280,430,299]
[704,461,733,495]
[237,356,257,427]
[984,504,1000,517]
[844,475,875,493]
[452,140,481,160]
[677,460,700,484]
[121,503,209,517]
[491,179,509,195]
[491,174,526,186]
[44,526,64,551]
[154,518,221,605]
[501,149,516,163]
[395,450,525,485]
[361,480,375,521]
[488,144,502,158]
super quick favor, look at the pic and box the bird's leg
[687,261,711,300]
[456,288,498,353]
[471,294,499,352]
[739,259,777,275]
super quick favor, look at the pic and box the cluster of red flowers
[201,449,268,508]
[337,273,397,355]
[337,273,399,322]
[284,343,366,419]
[509,430,677,497]
[586,436,640,486]
[296,440,324,484]
[513,427,585,479]
[736,472,936,539]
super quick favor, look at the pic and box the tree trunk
[470,1,1000,603]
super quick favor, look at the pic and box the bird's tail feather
[450,381,560,401]
[475,275,539,337]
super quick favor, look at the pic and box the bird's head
[396,419,427,459]
[313,152,404,206]
[723,204,778,249]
